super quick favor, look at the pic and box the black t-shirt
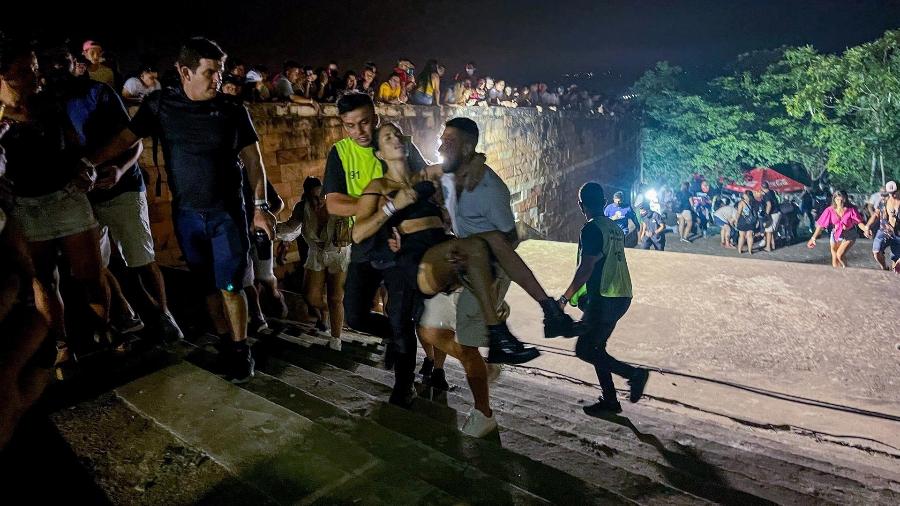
[129,86,259,210]
[1,116,74,198]
[643,211,664,239]
[675,191,692,212]
[321,141,429,197]
[578,221,605,295]
[2,79,144,199]
[761,190,779,215]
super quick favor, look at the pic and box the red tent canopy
[723,167,805,193]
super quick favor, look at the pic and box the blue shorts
[873,230,900,261]
[173,207,251,293]
[713,216,729,227]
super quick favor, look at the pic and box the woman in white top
[121,65,161,103]
[277,177,350,350]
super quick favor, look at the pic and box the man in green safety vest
[323,93,429,339]
[557,182,650,416]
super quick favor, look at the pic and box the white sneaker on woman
[460,408,497,438]
[329,337,342,351]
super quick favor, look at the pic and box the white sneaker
[486,363,502,384]
[329,337,342,351]
[461,408,497,438]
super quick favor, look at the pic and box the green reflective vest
[575,217,633,300]
[334,138,383,199]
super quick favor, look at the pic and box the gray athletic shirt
[452,166,516,238]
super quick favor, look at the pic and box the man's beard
[442,155,462,173]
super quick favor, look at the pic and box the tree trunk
[871,151,878,186]
[879,146,885,186]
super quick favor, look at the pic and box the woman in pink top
[807,190,868,268]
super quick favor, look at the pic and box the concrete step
[460,365,900,505]
[115,361,464,505]
[181,342,558,505]
[251,334,729,505]
[269,325,900,505]
[189,337,642,505]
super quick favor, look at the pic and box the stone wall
[140,103,638,267]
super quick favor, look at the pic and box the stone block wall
[139,103,638,267]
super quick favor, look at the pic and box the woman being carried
[353,123,572,405]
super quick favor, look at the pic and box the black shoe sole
[629,369,649,403]
[583,402,623,417]
[487,347,540,365]
[544,320,577,338]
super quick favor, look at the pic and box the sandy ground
[504,239,900,454]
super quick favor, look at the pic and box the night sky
[4,0,900,92]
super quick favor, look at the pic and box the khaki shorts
[420,290,460,331]
[93,191,155,267]
[456,268,511,348]
[305,246,350,274]
[13,188,98,242]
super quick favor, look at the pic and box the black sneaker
[544,313,576,338]
[419,357,435,380]
[428,368,449,391]
[628,369,649,403]
[486,322,540,364]
[541,300,576,338]
[227,341,255,385]
[583,398,623,417]
[388,382,416,408]
[158,311,184,344]
[314,319,328,333]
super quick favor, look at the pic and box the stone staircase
[43,318,900,505]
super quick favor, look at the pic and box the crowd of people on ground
[611,175,900,272]
[0,36,650,449]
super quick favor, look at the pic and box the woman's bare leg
[475,231,548,302]
[418,238,500,326]
[60,227,108,325]
[325,270,346,338]
[836,239,854,268]
[304,269,326,324]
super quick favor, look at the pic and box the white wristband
[382,203,395,217]
[254,199,268,207]
[80,157,96,169]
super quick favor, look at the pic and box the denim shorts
[873,230,900,260]
[173,207,250,292]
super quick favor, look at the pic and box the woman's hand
[807,238,816,249]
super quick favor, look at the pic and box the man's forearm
[564,262,595,299]
[239,143,267,202]
[325,193,359,217]
[89,128,141,168]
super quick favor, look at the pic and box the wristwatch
[557,295,569,306]
[254,199,270,211]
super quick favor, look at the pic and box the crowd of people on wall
[65,40,624,114]
[0,36,651,449]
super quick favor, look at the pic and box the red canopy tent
[723,167,805,193]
